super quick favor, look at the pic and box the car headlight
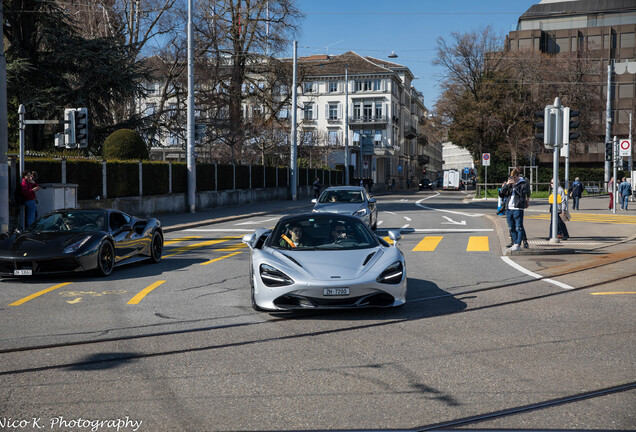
[353,208,368,217]
[64,236,91,254]
[259,264,294,287]
[377,261,404,284]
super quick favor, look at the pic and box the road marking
[128,280,166,305]
[200,251,243,265]
[164,235,201,246]
[442,216,466,225]
[416,195,484,217]
[526,214,636,225]
[164,236,242,257]
[234,217,277,225]
[413,236,443,251]
[67,298,82,304]
[467,236,489,251]
[591,292,636,296]
[501,256,573,290]
[404,216,412,222]
[9,282,73,306]
[401,224,410,230]
[184,228,260,232]
[409,228,493,232]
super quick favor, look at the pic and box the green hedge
[68,160,103,200]
[107,161,139,198]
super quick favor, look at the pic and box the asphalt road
[1,191,634,431]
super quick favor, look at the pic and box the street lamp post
[344,67,349,186]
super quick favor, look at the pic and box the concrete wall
[77,186,313,217]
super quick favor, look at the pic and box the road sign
[619,139,631,157]
[464,167,470,174]
[482,153,491,166]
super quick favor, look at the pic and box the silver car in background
[242,214,407,312]
[311,186,378,230]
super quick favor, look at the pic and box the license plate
[14,269,32,276]
[324,287,349,296]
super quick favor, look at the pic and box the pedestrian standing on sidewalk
[548,178,569,240]
[569,177,583,210]
[499,168,529,251]
[21,170,40,227]
[619,177,632,211]
[608,177,614,210]
[313,177,321,199]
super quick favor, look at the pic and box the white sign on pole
[482,153,491,166]
[619,139,631,157]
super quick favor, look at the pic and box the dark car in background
[419,178,433,191]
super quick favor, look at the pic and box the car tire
[250,265,264,311]
[95,240,114,276]
[150,231,163,263]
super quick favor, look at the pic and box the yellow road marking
[413,236,443,251]
[163,235,201,246]
[9,282,73,306]
[590,292,636,296]
[200,251,243,265]
[128,280,166,305]
[163,236,241,258]
[383,236,394,245]
[467,236,489,251]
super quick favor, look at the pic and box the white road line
[404,216,412,221]
[416,194,484,217]
[501,256,573,290]
[408,228,493,232]
[185,228,258,232]
[401,224,410,229]
[377,220,384,226]
[234,217,277,226]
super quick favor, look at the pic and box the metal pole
[484,166,487,199]
[613,136,617,214]
[290,40,298,200]
[0,0,8,233]
[604,63,612,187]
[629,113,633,174]
[18,105,25,228]
[344,68,349,186]
[550,98,562,243]
[186,0,196,213]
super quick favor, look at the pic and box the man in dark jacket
[569,177,583,210]
[499,169,529,251]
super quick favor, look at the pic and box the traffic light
[535,106,555,148]
[63,108,75,148]
[422,169,426,174]
[605,141,613,161]
[563,108,580,144]
[74,107,88,148]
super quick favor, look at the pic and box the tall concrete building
[506,0,636,166]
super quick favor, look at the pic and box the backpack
[13,185,25,205]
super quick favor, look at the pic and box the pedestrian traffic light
[605,141,613,161]
[422,169,426,174]
[74,107,88,148]
[563,108,580,144]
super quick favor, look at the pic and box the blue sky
[287,0,539,109]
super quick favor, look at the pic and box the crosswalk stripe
[164,235,242,258]
[466,236,489,251]
[163,235,201,246]
[526,214,636,224]
[412,236,443,251]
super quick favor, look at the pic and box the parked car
[311,186,378,230]
[419,178,433,190]
[0,209,163,277]
[241,213,407,311]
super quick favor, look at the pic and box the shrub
[102,129,149,160]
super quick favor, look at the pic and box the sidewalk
[485,194,636,255]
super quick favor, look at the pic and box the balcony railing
[349,115,389,126]
[404,126,417,139]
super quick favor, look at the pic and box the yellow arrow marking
[9,282,73,306]
[128,280,166,305]
[66,298,82,304]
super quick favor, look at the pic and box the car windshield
[318,190,364,204]
[270,216,378,250]
[29,211,108,233]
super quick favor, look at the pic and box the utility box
[36,183,78,216]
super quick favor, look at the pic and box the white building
[442,142,475,173]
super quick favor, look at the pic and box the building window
[145,103,156,115]
[353,102,361,119]
[375,103,383,119]
[303,82,315,93]
[145,82,157,95]
[329,81,338,93]
[620,32,635,48]
[373,79,382,91]
[556,37,569,52]
[277,108,289,119]
[328,103,340,120]
[355,80,373,92]
[618,84,634,99]
[303,131,314,145]
[328,130,340,146]
[363,102,373,119]
[374,130,383,146]
[571,36,577,51]
[304,104,315,120]
[618,110,631,124]
[587,35,601,50]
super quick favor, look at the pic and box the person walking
[619,177,632,211]
[569,177,583,210]
[499,169,529,251]
[21,170,40,227]
[608,177,614,210]
[548,178,569,240]
[312,177,321,199]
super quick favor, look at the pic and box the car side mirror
[368,198,377,204]
[311,198,317,204]
[242,233,256,250]
[388,230,402,245]
[118,224,133,233]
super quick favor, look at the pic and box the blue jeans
[622,195,629,210]
[24,199,38,227]
[572,196,580,210]
[506,209,525,245]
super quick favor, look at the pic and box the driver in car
[280,223,305,248]
[331,222,350,242]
